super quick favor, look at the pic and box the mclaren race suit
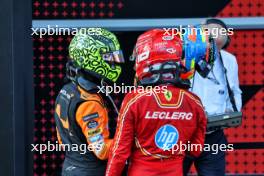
[54,82,113,176]
[106,85,207,176]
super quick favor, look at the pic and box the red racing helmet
[132,29,192,87]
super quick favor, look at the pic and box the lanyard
[219,53,238,112]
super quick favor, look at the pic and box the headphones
[205,18,231,49]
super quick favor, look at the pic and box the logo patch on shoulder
[89,134,103,143]
[87,120,98,129]
[88,128,101,136]
[164,90,172,102]
[83,113,99,122]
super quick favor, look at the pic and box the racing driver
[105,28,211,176]
[54,28,124,176]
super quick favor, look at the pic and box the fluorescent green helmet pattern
[69,28,122,82]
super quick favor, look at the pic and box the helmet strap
[66,61,81,83]
[66,61,100,92]
[99,79,120,115]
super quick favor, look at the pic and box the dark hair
[205,18,230,49]
[205,18,228,29]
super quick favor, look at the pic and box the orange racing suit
[54,82,113,176]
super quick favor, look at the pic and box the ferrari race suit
[54,82,113,176]
[106,85,207,176]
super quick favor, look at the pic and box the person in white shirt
[183,18,242,176]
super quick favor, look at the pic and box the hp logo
[155,124,179,150]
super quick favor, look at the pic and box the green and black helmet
[69,28,124,82]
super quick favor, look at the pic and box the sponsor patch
[88,128,101,136]
[164,90,172,101]
[166,48,176,54]
[89,134,103,143]
[162,35,174,41]
[60,89,74,99]
[155,124,179,150]
[137,51,150,63]
[83,113,99,122]
[87,120,98,129]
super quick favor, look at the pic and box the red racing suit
[105,85,207,176]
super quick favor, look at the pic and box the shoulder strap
[219,53,238,112]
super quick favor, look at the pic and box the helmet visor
[102,50,125,63]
